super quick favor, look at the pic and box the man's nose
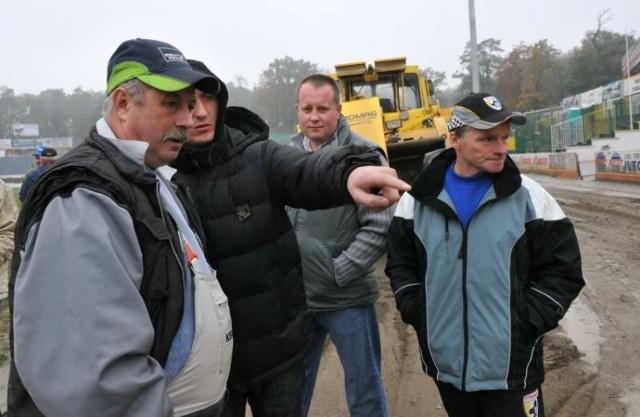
[177,105,194,129]
[192,100,206,120]
[494,140,509,155]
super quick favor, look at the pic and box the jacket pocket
[136,217,175,319]
[298,237,338,288]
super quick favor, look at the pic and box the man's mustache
[161,128,189,144]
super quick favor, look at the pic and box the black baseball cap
[40,147,57,158]
[33,146,57,158]
[448,92,526,131]
[106,38,221,96]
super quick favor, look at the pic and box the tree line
[440,12,635,111]
[0,13,634,139]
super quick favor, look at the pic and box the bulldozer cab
[333,57,449,182]
[342,65,428,114]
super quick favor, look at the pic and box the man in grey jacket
[385,93,583,417]
[288,74,393,417]
[8,38,232,417]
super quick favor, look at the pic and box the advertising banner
[621,38,640,75]
[595,150,640,175]
[622,74,640,95]
[562,95,582,111]
[39,137,74,148]
[511,152,580,179]
[11,123,39,137]
[580,87,603,109]
[603,81,623,101]
[549,153,578,170]
[11,138,37,148]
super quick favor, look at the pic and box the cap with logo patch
[32,146,45,157]
[448,92,526,131]
[40,147,57,159]
[33,146,57,158]
[106,38,221,96]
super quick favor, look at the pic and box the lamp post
[625,31,634,130]
[468,0,480,92]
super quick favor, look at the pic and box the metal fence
[513,106,563,153]
[550,118,585,150]
[516,93,640,153]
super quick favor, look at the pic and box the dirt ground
[307,175,640,417]
[0,175,638,417]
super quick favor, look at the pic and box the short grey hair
[450,126,471,138]
[103,79,149,116]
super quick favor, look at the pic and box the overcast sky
[2,0,639,95]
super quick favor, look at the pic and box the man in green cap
[9,38,231,417]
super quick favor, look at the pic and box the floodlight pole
[468,0,480,92]
[625,31,634,130]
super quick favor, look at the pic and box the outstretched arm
[263,140,409,210]
[347,165,409,210]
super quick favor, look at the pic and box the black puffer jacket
[171,104,382,388]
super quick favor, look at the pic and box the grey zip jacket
[287,117,394,310]
[386,148,584,391]
[11,127,184,417]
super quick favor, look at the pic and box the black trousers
[435,380,545,417]
[185,397,226,417]
[222,362,304,417]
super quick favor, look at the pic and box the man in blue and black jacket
[385,92,584,417]
[19,146,57,202]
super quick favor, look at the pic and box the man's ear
[112,87,133,120]
[450,131,461,150]
[337,103,342,118]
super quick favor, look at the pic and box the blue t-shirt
[444,163,493,230]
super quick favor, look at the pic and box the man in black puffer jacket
[170,60,408,417]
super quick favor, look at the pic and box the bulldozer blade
[387,137,445,183]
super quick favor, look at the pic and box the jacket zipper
[457,198,492,391]
[444,220,450,261]
[155,182,186,318]
[459,228,469,390]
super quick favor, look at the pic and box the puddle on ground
[560,294,602,373]
[621,375,640,417]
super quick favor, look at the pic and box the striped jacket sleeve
[384,193,426,327]
[522,176,584,336]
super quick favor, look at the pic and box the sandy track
[307,176,640,417]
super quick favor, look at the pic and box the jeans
[301,305,388,417]
[222,362,304,417]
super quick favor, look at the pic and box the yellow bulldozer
[332,57,450,182]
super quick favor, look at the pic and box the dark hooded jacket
[171,61,383,388]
